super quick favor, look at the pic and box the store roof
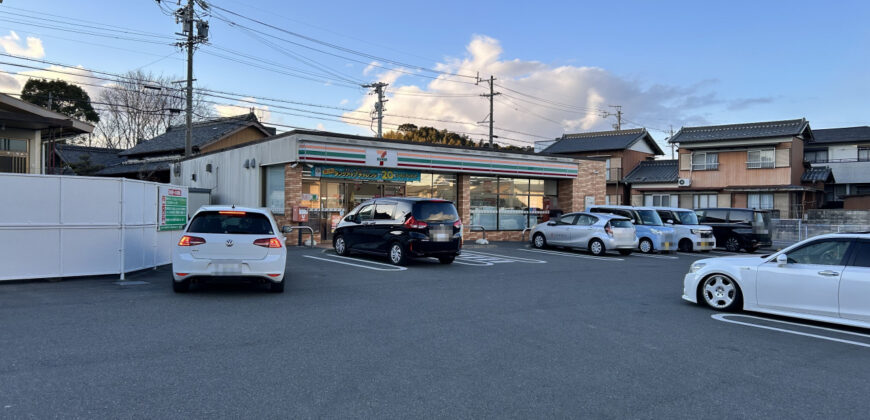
[0,93,95,137]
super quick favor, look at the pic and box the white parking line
[711,314,870,348]
[462,250,547,264]
[517,248,623,261]
[302,255,407,271]
[453,258,494,267]
[633,253,680,260]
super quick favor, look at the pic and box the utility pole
[166,0,208,157]
[362,82,388,138]
[601,105,623,131]
[669,125,675,159]
[478,75,500,147]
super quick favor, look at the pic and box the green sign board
[311,165,421,182]
[158,186,188,231]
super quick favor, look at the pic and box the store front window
[406,172,457,202]
[470,176,554,231]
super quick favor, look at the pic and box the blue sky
[0,0,868,150]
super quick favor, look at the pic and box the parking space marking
[633,253,680,260]
[517,248,623,261]
[302,255,407,271]
[461,250,547,264]
[707,250,742,256]
[711,314,870,348]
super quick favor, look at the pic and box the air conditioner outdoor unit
[678,178,691,187]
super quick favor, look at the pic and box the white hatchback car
[683,233,870,329]
[171,206,287,293]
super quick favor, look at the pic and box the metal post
[184,0,194,158]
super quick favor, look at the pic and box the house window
[644,194,674,207]
[691,152,718,171]
[263,165,285,214]
[748,193,774,210]
[860,147,870,162]
[693,194,718,208]
[0,138,28,174]
[747,149,775,169]
[804,149,828,163]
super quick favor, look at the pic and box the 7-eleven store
[172,130,606,242]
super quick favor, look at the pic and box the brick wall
[275,163,302,229]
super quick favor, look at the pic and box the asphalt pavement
[1,243,868,418]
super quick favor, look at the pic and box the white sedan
[682,233,870,329]
[171,206,288,293]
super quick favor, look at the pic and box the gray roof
[811,126,870,145]
[801,166,834,183]
[55,144,125,169]
[541,128,664,155]
[119,113,274,157]
[95,160,172,176]
[670,118,811,144]
[623,159,678,184]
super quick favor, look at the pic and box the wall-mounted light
[250,158,256,167]
[206,163,212,173]
[243,159,250,169]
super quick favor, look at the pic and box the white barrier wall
[0,173,186,281]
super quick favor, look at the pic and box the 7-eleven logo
[377,150,388,166]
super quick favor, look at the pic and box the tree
[20,79,100,123]
[383,124,532,152]
[96,70,212,150]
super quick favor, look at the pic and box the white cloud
[339,98,349,106]
[345,35,763,148]
[316,123,325,131]
[213,97,272,121]
[0,31,45,59]
[363,61,380,76]
[17,65,103,99]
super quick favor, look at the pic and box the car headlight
[690,229,700,234]
[690,262,706,273]
[650,228,663,235]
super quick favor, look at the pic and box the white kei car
[171,206,288,293]
[683,233,870,329]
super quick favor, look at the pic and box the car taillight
[453,219,462,229]
[605,223,613,236]
[404,216,428,229]
[254,237,283,248]
[178,235,206,246]
[219,210,246,216]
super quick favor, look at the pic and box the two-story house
[540,128,663,205]
[663,118,829,218]
[806,126,870,207]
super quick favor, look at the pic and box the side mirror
[776,254,788,267]
[666,219,674,225]
[547,221,557,226]
[281,225,293,234]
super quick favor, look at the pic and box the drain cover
[114,280,150,286]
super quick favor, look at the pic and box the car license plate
[433,233,450,242]
[215,263,241,274]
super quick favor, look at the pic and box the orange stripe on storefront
[299,144,365,154]
[397,151,575,169]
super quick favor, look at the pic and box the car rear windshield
[187,211,274,234]
[674,211,699,225]
[610,219,633,228]
[413,202,459,222]
[636,210,663,226]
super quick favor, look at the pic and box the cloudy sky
[0,0,868,151]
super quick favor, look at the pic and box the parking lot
[2,243,869,418]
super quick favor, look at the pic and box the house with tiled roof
[51,144,125,175]
[95,113,275,182]
[541,128,663,205]
[664,118,829,217]
[805,126,870,207]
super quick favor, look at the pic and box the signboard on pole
[311,165,421,182]
[158,186,188,231]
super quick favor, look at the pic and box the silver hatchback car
[529,212,638,256]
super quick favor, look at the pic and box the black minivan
[333,198,462,265]
[695,208,773,252]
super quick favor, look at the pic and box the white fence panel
[0,173,186,282]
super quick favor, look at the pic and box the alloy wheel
[335,237,346,255]
[639,239,652,253]
[533,234,545,248]
[590,240,603,256]
[725,237,740,252]
[703,275,737,309]
[390,244,403,264]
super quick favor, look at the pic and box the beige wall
[199,126,269,154]
[774,192,790,217]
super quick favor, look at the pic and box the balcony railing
[605,168,622,182]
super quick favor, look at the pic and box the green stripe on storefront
[300,150,365,159]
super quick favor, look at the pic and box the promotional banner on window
[311,165,421,183]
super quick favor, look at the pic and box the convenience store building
[171,130,606,241]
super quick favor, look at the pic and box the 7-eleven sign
[365,149,397,167]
